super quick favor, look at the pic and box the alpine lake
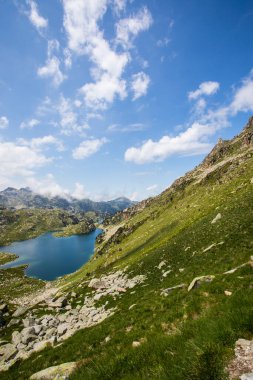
[0,229,102,281]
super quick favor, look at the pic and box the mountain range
[0,187,134,216]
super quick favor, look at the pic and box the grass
[1,132,253,379]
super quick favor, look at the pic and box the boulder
[57,324,68,337]
[13,307,27,318]
[188,275,215,291]
[33,340,52,353]
[8,318,20,327]
[240,374,253,380]
[29,362,77,380]
[47,296,67,308]
[211,213,221,224]
[0,344,18,363]
[12,331,22,346]
[23,317,35,328]
[88,279,107,289]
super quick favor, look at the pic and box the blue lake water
[0,229,102,281]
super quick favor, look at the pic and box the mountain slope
[0,188,134,216]
[1,117,253,380]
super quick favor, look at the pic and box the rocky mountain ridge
[0,188,134,216]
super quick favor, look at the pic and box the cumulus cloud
[0,116,9,129]
[26,174,70,199]
[72,138,108,159]
[112,0,127,15]
[188,81,220,100]
[124,122,214,164]
[116,7,153,49]
[26,0,48,32]
[20,118,40,129]
[38,40,66,86]
[0,141,51,178]
[72,182,89,200]
[18,135,64,152]
[57,95,90,135]
[131,72,150,100]
[62,1,152,110]
[230,69,253,114]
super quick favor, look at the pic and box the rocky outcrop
[228,339,253,379]
[0,270,146,372]
[30,362,77,380]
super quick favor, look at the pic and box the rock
[23,317,35,328]
[227,339,253,379]
[44,328,56,340]
[129,304,136,310]
[211,213,222,224]
[162,270,172,277]
[88,279,107,289]
[16,343,26,351]
[161,284,185,296]
[65,305,72,311]
[34,325,43,335]
[105,336,110,343]
[0,344,18,362]
[12,331,21,346]
[240,374,253,380]
[57,324,68,337]
[0,311,5,328]
[94,293,103,301]
[132,341,141,348]
[188,275,215,291]
[157,261,166,269]
[29,362,77,380]
[47,297,67,308]
[0,340,8,347]
[8,318,20,327]
[13,307,27,318]
[251,178,253,184]
[224,290,232,296]
[0,304,8,313]
[33,340,52,353]
[71,292,77,298]
[21,334,37,345]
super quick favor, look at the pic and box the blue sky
[0,0,253,201]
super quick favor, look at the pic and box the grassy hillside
[1,118,253,379]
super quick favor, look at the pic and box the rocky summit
[0,117,253,379]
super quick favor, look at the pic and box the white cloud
[116,7,153,49]
[72,137,108,159]
[26,0,48,32]
[57,95,90,135]
[62,0,152,110]
[112,0,127,15]
[157,37,170,47]
[26,174,70,199]
[0,116,9,129]
[62,0,107,55]
[20,118,40,129]
[146,184,158,191]
[72,182,89,200]
[38,40,66,87]
[188,81,220,100]
[131,72,150,100]
[0,141,51,178]
[125,122,215,164]
[80,73,127,110]
[18,135,64,152]
[230,69,253,114]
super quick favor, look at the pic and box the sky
[0,0,253,201]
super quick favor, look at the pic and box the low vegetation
[0,118,253,379]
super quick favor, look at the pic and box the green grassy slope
[2,118,253,379]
